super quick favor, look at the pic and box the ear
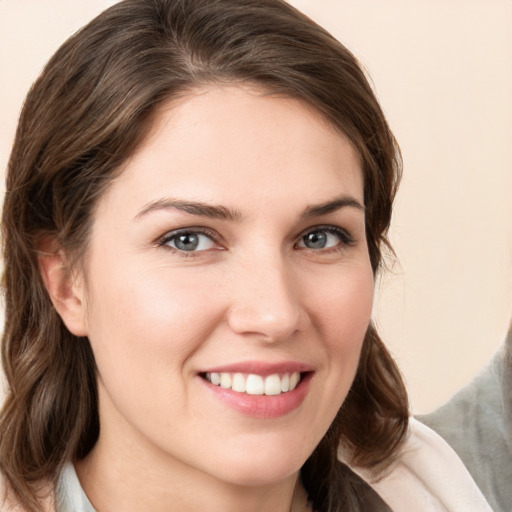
[38,242,88,337]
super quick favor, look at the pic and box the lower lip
[201,373,312,419]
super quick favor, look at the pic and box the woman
[0,0,491,511]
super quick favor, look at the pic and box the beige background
[1,0,511,413]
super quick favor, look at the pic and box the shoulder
[420,346,505,441]
[352,418,493,512]
[0,472,21,512]
[0,472,17,512]
[419,343,512,511]
[0,471,55,512]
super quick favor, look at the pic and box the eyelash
[156,225,355,257]
[156,227,220,258]
[296,225,355,251]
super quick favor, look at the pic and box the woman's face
[75,86,374,487]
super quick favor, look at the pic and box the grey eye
[303,231,328,249]
[297,228,350,250]
[174,233,200,251]
[165,232,216,252]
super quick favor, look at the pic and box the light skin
[41,85,374,512]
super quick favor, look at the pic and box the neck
[75,436,307,512]
[76,384,312,512]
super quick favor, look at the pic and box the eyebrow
[301,195,365,218]
[135,194,364,222]
[135,199,243,222]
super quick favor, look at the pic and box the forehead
[99,85,363,217]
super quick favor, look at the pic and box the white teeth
[289,372,299,391]
[232,373,246,393]
[246,374,264,395]
[220,373,232,389]
[280,373,290,392]
[205,371,302,395]
[264,374,282,396]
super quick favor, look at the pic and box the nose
[226,256,309,342]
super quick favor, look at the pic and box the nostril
[227,302,305,342]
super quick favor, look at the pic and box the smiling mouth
[203,371,303,395]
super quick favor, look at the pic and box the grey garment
[56,463,96,512]
[419,324,512,512]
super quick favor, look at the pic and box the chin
[203,441,309,487]
[218,464,300,488]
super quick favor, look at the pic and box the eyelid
[155,224,355,255]
[295,224,355,248]
[156,226,222,250]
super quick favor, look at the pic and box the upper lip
[198,361,315,376]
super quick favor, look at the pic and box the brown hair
[0,0,407,510]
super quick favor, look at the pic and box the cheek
[84,260,225,376]
[308,262,374,408]
[297,264,374,447]
[309,264,374,346]
[82,262,229,434]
